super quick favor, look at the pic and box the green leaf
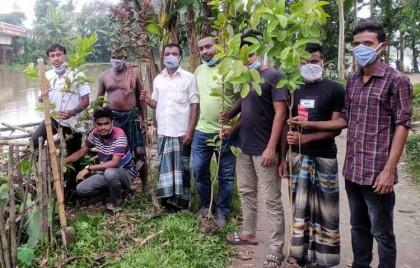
[267,20,278,33]
[240,83,250,98]
[249,68,260,83]
[277,79,288,89]
[275,0,286,14]
[252,82,262,96]
[280,47,292,60]
[213,44,224,53]
[231,60,244,78]
[275,14,288,28]
[17,246,35,265]
[75,211,90,222]
[0,184,8,208]
[230,146,239,156]
[239,44,249,64]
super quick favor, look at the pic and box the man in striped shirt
[65,107,136,213]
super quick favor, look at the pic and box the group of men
[33,19,412,268]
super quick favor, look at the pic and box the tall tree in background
[0,12,26,27]
[35,7,74,44]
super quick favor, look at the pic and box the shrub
[405,133,420,181]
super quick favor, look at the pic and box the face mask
[163,55,180,69]
[111,59,126,72]
[202,57,218,66]
[52,63,66,74]
[300,64,323,83]
[353,43,383,67]
[248,60,261,70]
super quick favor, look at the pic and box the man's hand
[219,110,230,124]
[76,169,89,182]
[288,116,310,128]
[58,110,76,120]
[219,128,233,139]
[261,147,276,167]
[140,90,150,102]
[278,159,288,179]
[286,131,308,145]
[373,169,395,194]
[183,130,194,145]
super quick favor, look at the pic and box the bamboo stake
[37,58,74,247]
[41,148,49,237]
[7,145,17,267]
[0,235,6,268]
[37,137,48,237]
[0,202,11,268]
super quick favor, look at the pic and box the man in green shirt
[193,35,238,227]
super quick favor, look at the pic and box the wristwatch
[84,165,90,171]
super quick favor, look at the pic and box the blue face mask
[111,59,125,72]
[353,43,383,67]
[248,60,261,70]
[163,55,180,69]
[202,57,218,66]
[53,63,66,74]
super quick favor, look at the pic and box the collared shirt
[85,126,136,178]
[341,61,412,185]
[45,69,91,132]
[194,64,236,133]
[152,67,199,137]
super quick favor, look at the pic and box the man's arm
[289,116,347,130]
[220,93,241,124]
[96,75,106,99]
[183,103,199,145]
[261,100,287,167]
[65,146,90,164]
[140,90,157,109]
[88,155,123,172]
[287,112,342,144]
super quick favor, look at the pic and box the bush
[405,133,420,181]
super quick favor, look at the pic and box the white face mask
[300,64,323,83]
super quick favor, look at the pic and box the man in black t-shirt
[284,43,345,267]
[223,38,289,268]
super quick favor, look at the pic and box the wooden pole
[7,145,17,267]
[0,203,11,268]
[37,58,74,247]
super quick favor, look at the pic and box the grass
[405,133,420,182]
[29,160,240,268]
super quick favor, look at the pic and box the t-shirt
[239,68,289,155]
[45,69,91,132]
[291,79,345,158]
[84,126,136,177]
[194,64,235,133]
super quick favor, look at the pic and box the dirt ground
[229,74,420,268]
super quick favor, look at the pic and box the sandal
[263,252,285,268]
[226,231,258,245]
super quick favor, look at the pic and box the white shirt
[44,68,91,132]
[152,67,199,137]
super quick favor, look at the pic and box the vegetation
[405,134,420,181]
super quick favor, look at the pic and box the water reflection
[0,64,109,125]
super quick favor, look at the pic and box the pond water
[0,64,110,126]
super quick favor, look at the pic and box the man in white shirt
[31,43,91,202]
[141,43,199,210]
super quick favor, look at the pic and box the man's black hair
[163,43,183,56]
[198,35,216,43]
[93,107,113,121]
[46,43,67,57]
[305,43,324,59]
[353,19,386,43]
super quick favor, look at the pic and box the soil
[229,72,420,268]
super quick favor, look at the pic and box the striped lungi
[157,136,191,209]
[290,152,340,267]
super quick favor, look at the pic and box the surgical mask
[248,60,261,70]
[300,64,323,83]
[163,55,180,69]
[202,57,218,66]
[52,63,66,74]
[353,43,383,67]
[111,58,126,72]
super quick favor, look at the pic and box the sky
[2,0,120,29]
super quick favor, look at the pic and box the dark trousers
[345,180,396,268]
[31,118,82,199]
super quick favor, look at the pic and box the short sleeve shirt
[239,68,289,155]
[84,126,136,177]
[291,79,345,158]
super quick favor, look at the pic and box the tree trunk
[200,0,212,36]
[411,38,419,72]
[337,0,345,80]
[352,0,358,72]
[398,31,404,71]
[186,4,199,72]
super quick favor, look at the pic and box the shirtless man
[97,49,148,189]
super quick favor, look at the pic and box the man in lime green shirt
[193,35,239,228]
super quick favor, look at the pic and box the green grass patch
[405,133,420,181]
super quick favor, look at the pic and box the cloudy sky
[2,0,120,29]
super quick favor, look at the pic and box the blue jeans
[192,129,237,216]
[345,180,396,268]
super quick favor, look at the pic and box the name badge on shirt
[300,99,315,108]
